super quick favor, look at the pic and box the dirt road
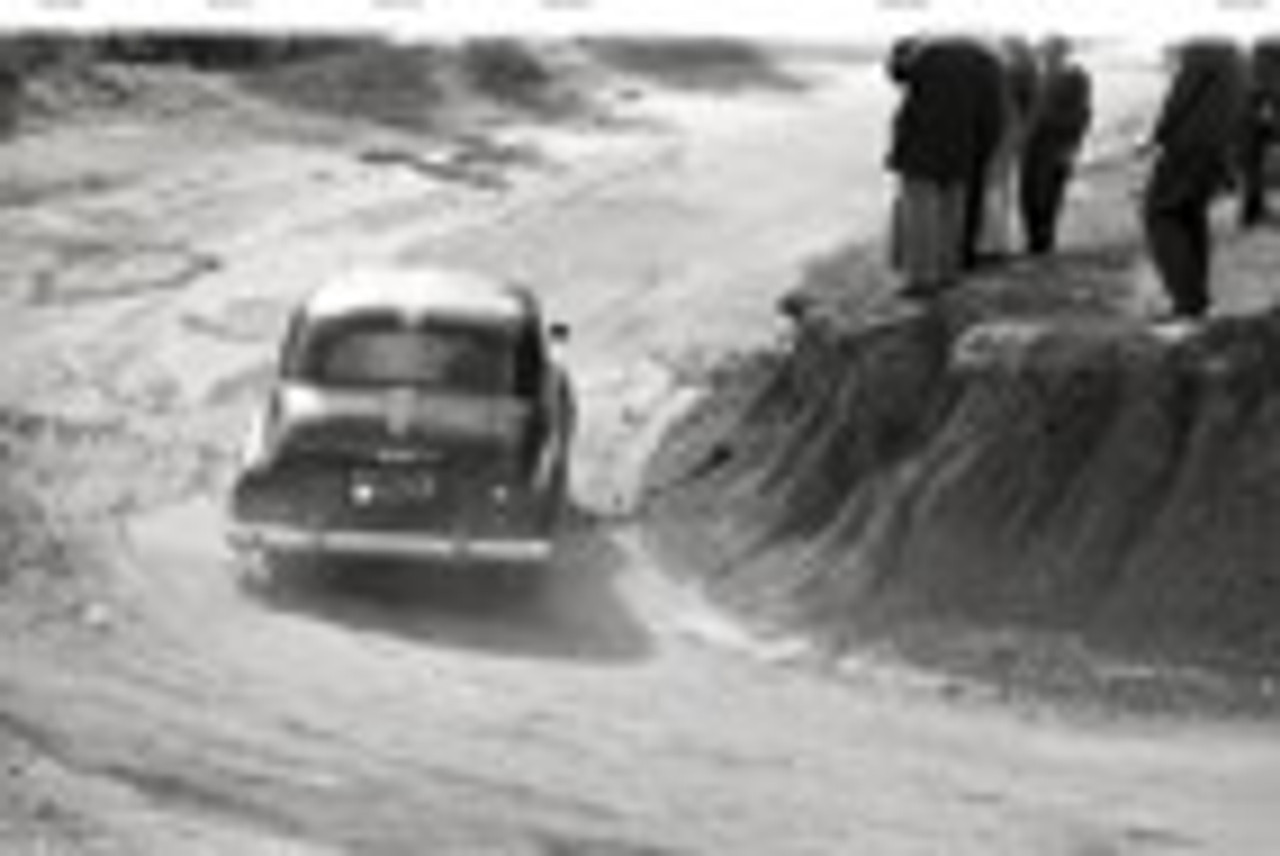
[0,57,1275,855]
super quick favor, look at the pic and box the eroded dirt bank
[646,178,1280,712]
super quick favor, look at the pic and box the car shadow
[246,520,654,665]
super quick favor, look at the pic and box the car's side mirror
[548,321,571,343]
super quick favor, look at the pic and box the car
[227,266,574,572]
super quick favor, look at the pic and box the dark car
[227,266,574,570]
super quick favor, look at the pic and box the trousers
[890,177,965,290]
[1019,145,1073,254]
[1143,204,1211,317]
[1142,148,1226,318]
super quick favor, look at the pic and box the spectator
[1018,35,1093,255]
[1141,38,1247,320]
[886,35,1005,297]
[976,35,1038,264]
[1239,37,1280,227]
[0,43,23,139]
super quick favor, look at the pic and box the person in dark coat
[1238,37,1280,227]
[1018,36,1092,255]
[0,43,24,139]
[1141,38,1248,320]
[886,34,1005,295]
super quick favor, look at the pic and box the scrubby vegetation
[0,34,806,137]
[583,38,805,91]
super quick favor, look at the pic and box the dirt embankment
[646,167,1280,711]
[11,36,799,135]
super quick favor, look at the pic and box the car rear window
[292,314,517,395]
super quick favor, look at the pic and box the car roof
[301,267,534,325]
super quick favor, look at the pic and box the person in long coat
[886,35,1005,296]
[977,36,1038,262]
[1141,38,1248,319]
[0,42,25,139]
[1238,37,1280,227]
[1018,35,1093,255]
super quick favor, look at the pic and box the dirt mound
[240,40,588,133]
[10,37,595,139]
[243,38,805,132]
[584,39,804,92]
[10,37,812,144]
[646,243,1280,690]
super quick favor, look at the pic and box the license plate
[349,469,437,506]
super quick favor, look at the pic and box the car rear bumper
[228,522,554,564]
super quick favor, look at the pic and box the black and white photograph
[0,1,1275,853]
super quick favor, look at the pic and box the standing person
[1141,38,1247,320]
[957,41,1010,272]
[1018,35,1093,255]
[0,41,23,139]
[976,35,1038,265]
[886,34,1004,297]
[1239,37,1280,227]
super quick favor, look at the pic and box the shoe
[1150,310,1204,341]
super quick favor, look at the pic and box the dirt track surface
[0,57,1276,855]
